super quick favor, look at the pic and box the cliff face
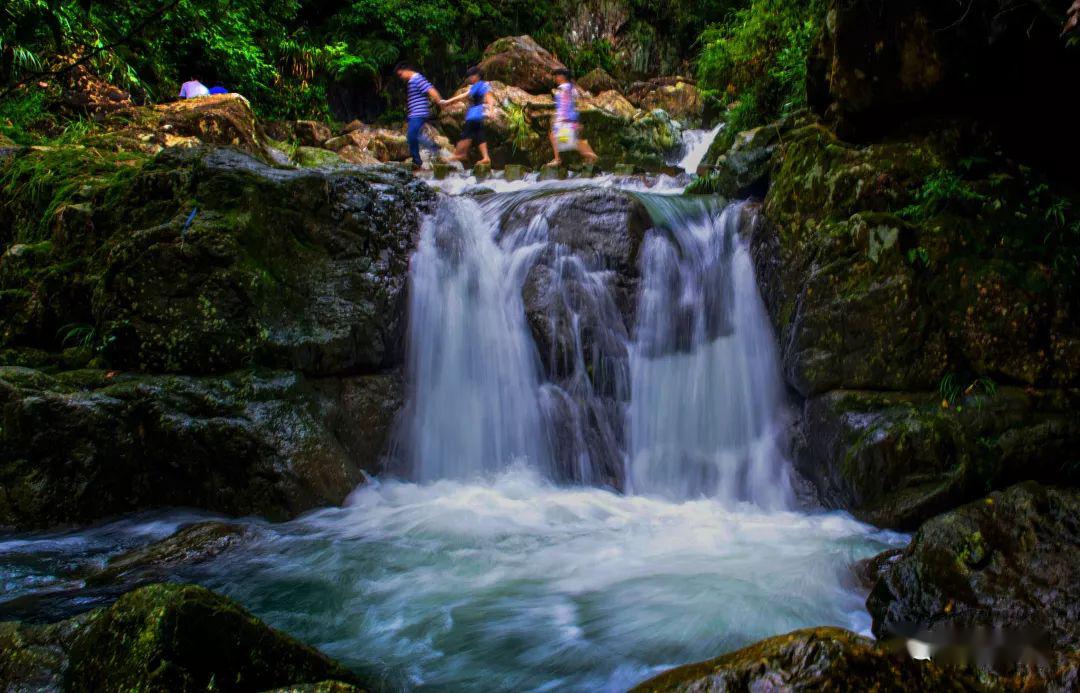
[0,128,432,529]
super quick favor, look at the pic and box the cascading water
[627,197,793,508]
[677,123,724,174]
[398,195,551,481]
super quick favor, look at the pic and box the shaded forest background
[2,0,822,135]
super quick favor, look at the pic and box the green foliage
[504,102,528,152]
[900,170,989,221]
[0,128,149,242]
[939,373,997,411]
[696,0,824,144]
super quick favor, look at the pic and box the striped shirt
[407,73,434,119]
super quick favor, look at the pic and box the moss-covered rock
[868,483,1080,650]
[0,614,93,691]
[631,627,987,691]
[735,109,1080,525]
[795,388,1080,530]
[0,367,403,529]
[1,145,433,376]
[63,583,361,692]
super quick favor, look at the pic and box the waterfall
[400,185,792,509]
[399,194,552,481]
[627,197,793,508]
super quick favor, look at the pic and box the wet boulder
[631,627,986,691]
[0,367,403,529]
[796,388,1080,530]
[868,483,1080,655]
[64,583,361,691]
[625,77,704,126]
[86,521,251,587]
[477,36,566,94]
[0,612,94,691]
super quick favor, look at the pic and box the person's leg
[406,118,423,167]
[547,128,561,166]
[450,138,472,161]
[577,137,598,162]
[477,142,491,165]
[419,122,440,157]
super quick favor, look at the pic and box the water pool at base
[182,470,902,691]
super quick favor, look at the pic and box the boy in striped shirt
[394,63,444,169]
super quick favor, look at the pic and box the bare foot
[546,159,561,167]
[583,153,599,164]
[476,158,491,166]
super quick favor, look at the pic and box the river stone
[0,613,94,691]
[867,483,1080,655]
[64,584,361,692]
[86,522,251,587]
[631,627,986,691]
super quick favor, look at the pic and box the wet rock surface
[868,483,1080,655]
[1,584,365,692]
[632,627,987,691]
[0,367,401,529]
[747,118,1080,528]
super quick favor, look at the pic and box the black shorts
[460,120,487,144]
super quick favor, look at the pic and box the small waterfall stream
[628,198,793,507]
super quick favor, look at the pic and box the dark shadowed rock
[794,388,1080,530]
[868,483,1080,654]
[810,0,1080,170]
[631,627,986,691]
[0,613,93,691]
[0,367,403,529]
[64,584,361,692]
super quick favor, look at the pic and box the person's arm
[427,86,443,106]
[440,92,468,107]
[484,91,496,116]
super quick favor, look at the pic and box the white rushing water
[195,469,903,692]
[677,123,724,174]
[399,196,551,481]
[628,198,793,507]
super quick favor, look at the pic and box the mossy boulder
[624,77,703,126]
[0,367,403,529]
[747,116,1080,524]
[1,145,433,376]
[0,614,93,691]
[63,583,361,692]
[796,388,1080,530]
[868,483,1080,656]
[577,67,620,94]
[631,627,986,691]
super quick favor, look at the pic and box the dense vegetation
[696,0,825,147]
[2,0,750,126]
